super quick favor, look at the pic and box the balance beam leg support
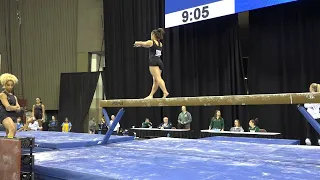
[102,108,111,126]
[298,105,320,134]
[101,108,125,145]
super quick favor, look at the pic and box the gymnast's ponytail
[157,28,165,37]
[152,28,165,40]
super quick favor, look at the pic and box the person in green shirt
[248,118,260,132]
[209,110,224,131]
[141,118,152,128]
[177,106,192,129]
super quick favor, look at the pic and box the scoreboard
[165,0,298,28]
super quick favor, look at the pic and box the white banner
[165,0,235,28]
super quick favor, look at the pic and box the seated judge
[141,118,152,128]
[209,110,224,131]
[230,119,244,132]
[158,117,172,129]
[248,118,260,132]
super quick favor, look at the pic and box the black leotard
[148,40,164,70]
[0,91,18,123]
[34,104,43,119]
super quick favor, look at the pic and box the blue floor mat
[0,131,134,149]
[34,138,320,180]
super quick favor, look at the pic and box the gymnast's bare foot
[144,95,153,99]
[162,92,169,98]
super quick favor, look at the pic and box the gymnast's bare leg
[2,117,16,138]
[145,77,159,99]
[149,66,169,98]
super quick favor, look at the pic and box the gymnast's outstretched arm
[134,40,153,48]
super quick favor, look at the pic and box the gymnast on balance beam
[0,73,23,138]
[134,28,169,99]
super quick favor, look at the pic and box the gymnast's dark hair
[36,97,42,104]
[152,28,165,40]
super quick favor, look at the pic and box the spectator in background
[142,118,152,128]
[99,117,106,130]
[209,110,224,131]
[230,119,244,132]
[158,117,172,129]
[21,107,27,125]
[16,117,24,132]
[177,106,192,129]
[61,118,72,132]
[32,97,45,122]
[109,115,120,134]
[28,118,42,131]
[24,110,32,124]
[248,118,260,132]
[25,110,32,118]
[89,117,96,134]
[48,116,58,131]
[23,114,33,131]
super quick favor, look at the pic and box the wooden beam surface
[100,92,320,107]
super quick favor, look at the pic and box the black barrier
[19,137,35,180]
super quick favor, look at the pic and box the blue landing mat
[34,138,320,180]
[201,136,300,145]
[0,131,134,149]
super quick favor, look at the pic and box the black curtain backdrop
[248,0,320,140]
[103,0,246,131]
[58,72,100,132]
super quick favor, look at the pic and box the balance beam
[100,92,320,107]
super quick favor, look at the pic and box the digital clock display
[182,6,209,22]
[165,0,298,28]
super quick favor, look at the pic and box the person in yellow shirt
[61,118,72,132]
